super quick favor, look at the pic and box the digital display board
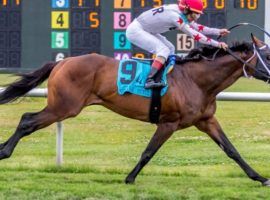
[0,0,266,69]
[0,0,21,68]
[234,0,258,9]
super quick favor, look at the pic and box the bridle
[225,43,270,82]
[217,23,270,82]
[200,39,270,82]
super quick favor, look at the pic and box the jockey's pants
[126,19,175,60]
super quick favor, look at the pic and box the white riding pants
[126,19,175,60]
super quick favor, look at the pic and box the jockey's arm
[189,21,220,35]
[177,23,221,47]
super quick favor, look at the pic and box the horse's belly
[101,94,150,122]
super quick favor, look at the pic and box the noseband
[218,23,270,82]
[226,45,270,82]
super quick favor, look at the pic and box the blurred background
[0,0,269,70]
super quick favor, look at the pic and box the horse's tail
[0,61,58,104]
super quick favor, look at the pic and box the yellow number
[89,12,99,28]
[239,0,244,8]
[78,0,99,7]
[78,0,83,6]
[247,0,257,10]
[202,0,208,9]
[215,0,224,9]
[134,53,145,58]
[141,0,145,7]
[2,0,20,6]
[153,0,162,7]
[51,11,69,29]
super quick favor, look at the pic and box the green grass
[0,74,270,199]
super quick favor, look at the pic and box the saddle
[117,55,176,123]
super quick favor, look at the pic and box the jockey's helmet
[179,0,204,14]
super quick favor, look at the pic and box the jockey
[126,0,230,89]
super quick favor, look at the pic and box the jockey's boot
[145,67,166,89]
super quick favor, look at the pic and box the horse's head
[240,34,270,83]
[249,35,270,82]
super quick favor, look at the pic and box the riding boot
[145,67,166,89]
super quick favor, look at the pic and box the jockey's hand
[218,42,229,50]
[219,29,230,36]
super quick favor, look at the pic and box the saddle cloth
[117,57,175,98]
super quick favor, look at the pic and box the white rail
[217,92,270,101]
[1,87,270,166]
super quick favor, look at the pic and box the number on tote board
[139,0,162,7]
[89,12,99,28]
[77,0,99,7]
[56,33,65,47]
[114,0,131,9]
[56,0,65,7]
[119,34,126,48]
[121,0,125,7]
[2,0,20,6]
[57,13,64,27]
[202,0,225,9]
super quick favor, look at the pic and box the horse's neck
[187,55,243,95]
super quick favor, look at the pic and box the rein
[226,44,270,81]
[217,23,270,81]
[217,23,270,40]
[199,48,221,61]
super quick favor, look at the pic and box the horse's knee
[19,113,37,132]
[21,112,33,121]
[18,111,51,136]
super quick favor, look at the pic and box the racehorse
[0,35,270,186]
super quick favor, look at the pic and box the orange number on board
[89,12,99,28]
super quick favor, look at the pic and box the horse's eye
[267,55,270,61]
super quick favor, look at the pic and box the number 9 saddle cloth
[117,56,175,98]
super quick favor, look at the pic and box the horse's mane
[175,41,253,65]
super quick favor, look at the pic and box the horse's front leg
[195,116,270,186]
[125,122,178,184]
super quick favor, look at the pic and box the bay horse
[0,35,270,186]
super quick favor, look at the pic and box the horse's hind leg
[0,107,61,160]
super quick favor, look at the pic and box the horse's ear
[251,33,265,47]
[251,33,255,43]
[251,33,258,44]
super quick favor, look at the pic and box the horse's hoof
[262,179,270,187]
[125,176,135,184]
